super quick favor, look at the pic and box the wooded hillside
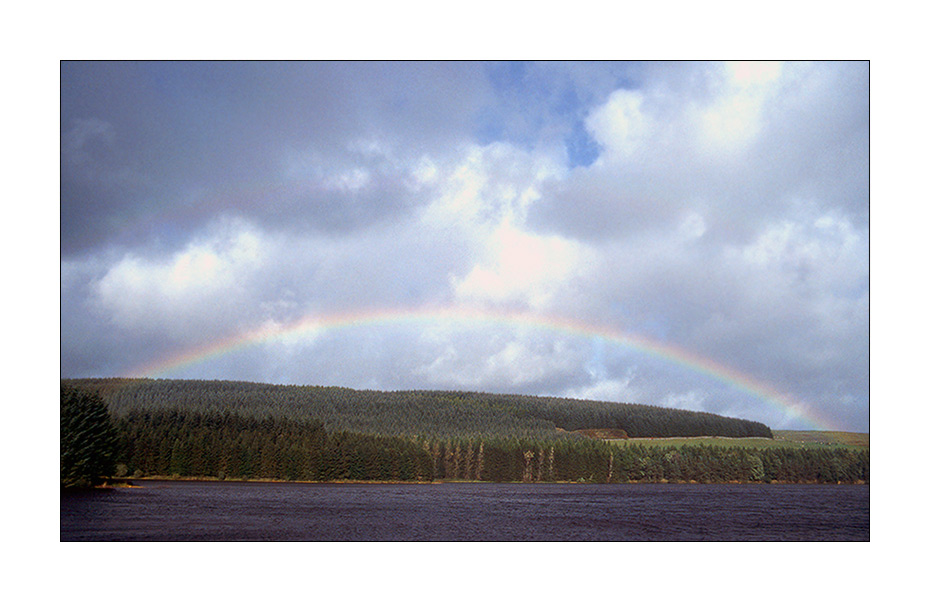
[64,377,774,439]
[61,379,868,484]
[109,409,868,484]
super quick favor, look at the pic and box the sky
[60,60,870,432]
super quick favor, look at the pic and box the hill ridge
[63,377,774,439]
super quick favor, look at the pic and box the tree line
[63,380,865,487]
[111,408,866,484]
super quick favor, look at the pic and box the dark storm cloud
[60,61,492,254]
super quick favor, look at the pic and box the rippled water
[61,481,869,541]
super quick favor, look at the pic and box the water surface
[61,481,869,541]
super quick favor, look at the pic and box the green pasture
[606,430,869,451]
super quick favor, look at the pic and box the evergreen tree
[61,383,119,488]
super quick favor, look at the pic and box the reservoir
[61,480,869,541]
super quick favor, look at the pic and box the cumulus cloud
[452,218,591,309]
[92,220,267,340]
[60,61,869,432]
[697,60,784,152]
[530,61,869,243]
[560,374,637,404]
[586,89,651,159]
[413,325,588,394]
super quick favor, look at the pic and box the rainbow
[128,304,837,430]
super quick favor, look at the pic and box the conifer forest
[61,379,868,486]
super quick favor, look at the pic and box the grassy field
[605,430,869,451]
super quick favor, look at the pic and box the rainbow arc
[130,305,835,430]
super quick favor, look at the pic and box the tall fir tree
[61,383,119,488]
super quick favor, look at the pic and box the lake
[60,480,869,541]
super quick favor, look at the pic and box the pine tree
[61,383,119,488]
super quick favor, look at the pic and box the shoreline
[97,476,869,487]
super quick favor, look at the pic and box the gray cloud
[60,61,870,432]
[60,61,492,254]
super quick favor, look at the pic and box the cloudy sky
[60,61,869,432]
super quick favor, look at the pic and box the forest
[64,377,774,438]
[61,379,868,486]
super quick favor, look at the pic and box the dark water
[60,481,869,541]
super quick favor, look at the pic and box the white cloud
[93,221,266,338]
[698,61,784,152]
[60,62,870,431]
[585,89,650,160]
[410,141,592,310]
[421,142,563,228]
[415,328,583,390]
[678,211,707,240]
[661,390,710,413]
[560,375,636,403]
[483,339,574,386]
[453,218,591,309]
[732,212,865,290]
